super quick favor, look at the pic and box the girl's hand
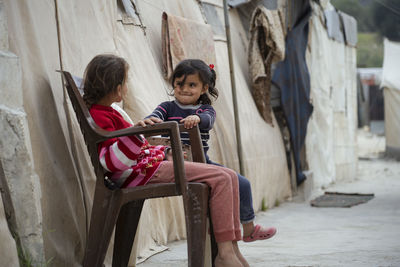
[137,117,163,127]
[180,115,200,129]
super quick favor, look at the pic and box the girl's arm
[180,105,216,130]
[92,109,166,172]
[137,117,163,127]
[195,105,216,131]
[98,134,146,173]
[137,102,170,127]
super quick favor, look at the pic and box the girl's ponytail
[205,67,218,105]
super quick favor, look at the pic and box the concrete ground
[139,130,400,267]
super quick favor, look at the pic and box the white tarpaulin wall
[305,2,358,193]
[382,38,400,158]
[305,4,335,190]
[3,0,291,265]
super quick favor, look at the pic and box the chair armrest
[97,121,181,141]
[144,124,205,163]
[178,125,206,164]
[96,121,187,195]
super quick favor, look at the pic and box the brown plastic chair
[60,71,212,267]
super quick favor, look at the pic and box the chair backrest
[61,71,109,180]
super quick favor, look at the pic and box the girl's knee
[223,168,237,179]
[222,169,239,189]
[220,171,234,186]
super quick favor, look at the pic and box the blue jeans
[207,159,255,223]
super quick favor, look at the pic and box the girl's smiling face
[173,73,208,105]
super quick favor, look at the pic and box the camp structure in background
[357,67,383,130]
[381,38,400,160]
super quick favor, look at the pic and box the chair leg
[83,188,122,267]
[209,214,218,267]
[112,199,145,267]
[186,184,209,267]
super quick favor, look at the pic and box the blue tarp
[272,1,313,185]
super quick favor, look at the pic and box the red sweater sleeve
[90,105,166,173]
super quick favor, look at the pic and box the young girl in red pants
[82,54,249,267]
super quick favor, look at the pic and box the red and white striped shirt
[89,104,166,187]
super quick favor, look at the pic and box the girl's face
[173,73,208,105]
[114,72,128,103]
[99,72,127,105]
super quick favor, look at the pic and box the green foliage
[331,0,375,32]
[331,1,390,67]
[357,33,384,67]
[332,0,400,41]
[17,246,53,267]
[18,247,34,267]
[371,0,400,41]
[261,198,268,211]
[274,199,280,207]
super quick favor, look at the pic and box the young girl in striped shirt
[138,59,276,243]
[83,54,248,267]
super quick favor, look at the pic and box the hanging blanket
[272,2,313,185]
[162,12,215,79]
[248,6,285,125]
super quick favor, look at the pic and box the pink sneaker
[242,224,277,242]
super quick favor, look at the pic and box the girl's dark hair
[170,59,218,105]
[83,54,129,107]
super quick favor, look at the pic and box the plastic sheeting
[339,11,357,47]
[228,0,251,7]
[384,88,400,151]
[306,2,358,190]
[333,44,358,182]
[272,1,313,185]
[3,0,291,265]
[381,39,400,92]
[382,39,400,156]
[324,9,344,43]
[201,2,226,38]
[305,4,335,190]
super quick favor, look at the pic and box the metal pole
[223,0,244,175]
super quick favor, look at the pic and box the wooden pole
[223,0,244,175]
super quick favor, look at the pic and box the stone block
[0,198,19,267]
[0,108,44,264]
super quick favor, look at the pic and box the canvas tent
[0,0,291,266]
[381,38,400,160]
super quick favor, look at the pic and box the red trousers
[148,161,241,243]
